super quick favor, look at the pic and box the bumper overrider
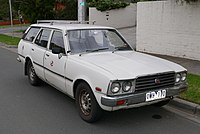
[101,82,187,107]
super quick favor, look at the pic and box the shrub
[88,0,130,11]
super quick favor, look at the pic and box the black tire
[75,82,102,123]
[27,61,40,86]
[153,100,170,107]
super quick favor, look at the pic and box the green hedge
[88,0,130,12]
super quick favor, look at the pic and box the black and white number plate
[146,90,166,102]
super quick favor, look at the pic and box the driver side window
[49,31,65,54]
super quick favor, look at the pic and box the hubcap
[79,90,92,116]
[29,66,36,81]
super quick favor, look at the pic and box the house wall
[89,4,137,28]
[137,0,200,61]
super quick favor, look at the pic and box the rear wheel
[75,82,102,123]
[27,61,40,86]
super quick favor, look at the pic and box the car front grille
[135,72,175,91]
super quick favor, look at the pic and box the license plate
[146,90,166,102]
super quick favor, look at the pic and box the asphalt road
[0,47,200,134]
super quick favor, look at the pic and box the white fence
[137,0,200,61]
[89,4,137,28]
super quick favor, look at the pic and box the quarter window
[49,31,65,54]
[35,29,51,48]
[24,27,40,42]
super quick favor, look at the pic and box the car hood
[75,51,186,80]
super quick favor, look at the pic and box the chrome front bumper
[101,83,188,107]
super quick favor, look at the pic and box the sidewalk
[151,54,200,76]
[118,27,136,50]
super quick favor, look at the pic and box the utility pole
[9,0,13,37]
[78,0,86,22]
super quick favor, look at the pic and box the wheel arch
[24,56,32,75]
[73,79,91,99]
[73,78,103,122]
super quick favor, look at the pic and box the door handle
[31,48,34,51]
[46,54,50,57]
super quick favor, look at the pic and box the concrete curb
[169,98,200,116]
[0,43,18,53]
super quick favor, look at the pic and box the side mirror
[52,47,62,54]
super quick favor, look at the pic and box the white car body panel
[64,51,186,111]
[44,50,67,92]
[31,45,46,80]
[75,51,185,80]
[17,23,187,112]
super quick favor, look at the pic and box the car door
[18,27,40,58]
[44,30,67,91]
[31,28,52,81]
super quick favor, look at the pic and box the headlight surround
[122,81,132,92]
[181,72,187,81]
[175,71,187,83]
[175,73,181,83]
[108,80,135,96]
[111,82,121,93]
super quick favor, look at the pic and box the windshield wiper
[112,45,131,53]
[86,47,109,52]
[79,47,109,56]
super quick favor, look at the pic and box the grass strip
[0,34,20,46]
[180,73,200,105]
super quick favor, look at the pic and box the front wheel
[27,61,40,86]
[75,82,102,123]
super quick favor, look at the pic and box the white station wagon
[17,20,187,122]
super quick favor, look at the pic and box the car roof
[31,23,116,31]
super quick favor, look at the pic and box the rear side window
[49,31,65,54]
[35,29,51,48]
[24,27,40,42]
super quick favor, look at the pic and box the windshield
[68,29,132,54]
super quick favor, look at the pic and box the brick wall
[136,0,200,61]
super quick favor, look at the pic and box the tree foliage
[14,0,55,23]
[0,0,19,21]
[0,0,10,20]
[8,0,200,23]
[54,0,77,20]
[87,0,130,11]
[13,0,78,23]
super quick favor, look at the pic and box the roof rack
[37,20,96,25]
